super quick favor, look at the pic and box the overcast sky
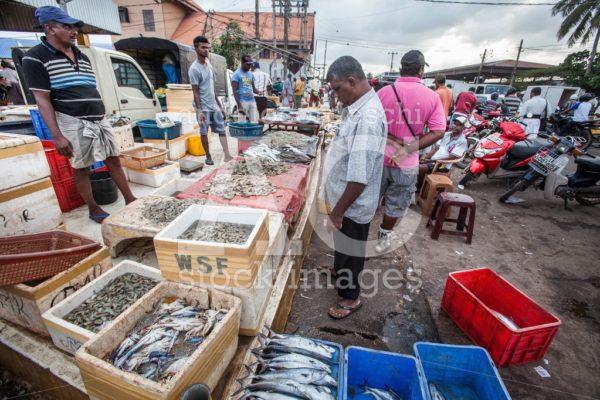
[199,0,590,75]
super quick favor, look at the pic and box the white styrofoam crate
[150,177,196,197]
[0,134,49,192]
[125,161,181,188]
[42,261,163,354]
[143,133,191,160]
[0,178,63,237]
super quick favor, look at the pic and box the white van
[522,85,582,112]
[13,45,161,123]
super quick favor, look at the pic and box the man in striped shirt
[22,6,135,223]
[501,87,521,117]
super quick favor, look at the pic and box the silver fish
[259,360,332,375]
[261,329,336,358]
[252,367,337,388]
[241,391,300,400]
[237,380,334,400]
[360,384,403,400]
[255,343,333,364]
[254,353,332,373]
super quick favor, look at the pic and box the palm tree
[552,0,600,75]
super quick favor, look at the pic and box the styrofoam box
[156,112,199,135]
[112,124,135,152]
[154,205,270,288]
[143,133,191,160]
[42,261,163,354]
[0,247,112,337]
[125,160,181,188]
[185,212,287,336]
[150,177,196,197]
[0,133,50,192]
[0,177,63,237]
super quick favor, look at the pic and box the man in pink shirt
[376,50,446,253]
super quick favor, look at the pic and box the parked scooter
[458,120,541,188]
[499,135,600,206]
[545,112,593,149]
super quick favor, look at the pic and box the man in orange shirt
[435,74,453,126]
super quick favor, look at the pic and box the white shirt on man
[253,69,271,96]
[431,132,468,161]
[574,102,592,122]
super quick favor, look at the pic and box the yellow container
[187,135,205,156]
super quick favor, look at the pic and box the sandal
[205,158,214,166]
[89,212,110,224]
[328,301,362,320]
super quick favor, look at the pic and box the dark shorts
[197,110,225,136]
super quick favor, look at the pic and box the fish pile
[201,174,276,199]
[109,298,227,384]
[178,221,254,244]
[142,198,204,225]
[259,131,311,150]
[244,144,312,165]
[235,328,339,400]
[64,274,158,333]
[231,157,290,177]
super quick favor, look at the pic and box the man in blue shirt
[231,54,259,123]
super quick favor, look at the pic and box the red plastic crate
[42,140,73,182]
[52,177,85,212]
[441,267,561,367]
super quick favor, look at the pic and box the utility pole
[388,51,398,73]
[283,0,289,77]
[255,0,260,40]
[322,39,328,80]
[510,39,523,87]
[475,48,487,84]
[312,39,318,72]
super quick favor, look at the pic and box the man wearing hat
[375,50,446,253]
[22,6,136,223]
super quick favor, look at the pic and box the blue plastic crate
[137,119,181,140]
[343,346,428,400]
[228,121,264,138]
[30,109,52,140]
[414,342,511,400]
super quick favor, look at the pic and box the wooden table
[260,119,321,136]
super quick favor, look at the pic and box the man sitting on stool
[418,116,468,188]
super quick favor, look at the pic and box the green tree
[366,72,373,80]
[551,0,600,75]
[557,50,600,91]
[211,21,252,70]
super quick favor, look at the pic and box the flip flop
[328,301,362,320]
[205,158,214,166]
[89,212,110,224]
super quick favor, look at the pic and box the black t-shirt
[22,37,105,121]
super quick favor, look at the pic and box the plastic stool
[417,174,454,217]
[427,192,476,244]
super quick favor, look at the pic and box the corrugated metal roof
[1,0,121,34]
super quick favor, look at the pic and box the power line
[413,0,557,5]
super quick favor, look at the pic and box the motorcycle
[458,120,542,188]
[545,112,593,149]
[499,135,600,206]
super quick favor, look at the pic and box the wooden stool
[417,174,454,217]
[427,192,476,244]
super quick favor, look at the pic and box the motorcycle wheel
[499,178,536,203]
[458,171,477,188]
[575,195,600,206]
[576,128,593,150]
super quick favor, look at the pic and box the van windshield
[485,85,510,95]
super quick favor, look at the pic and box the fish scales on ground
[178,221,254,244]
[64,274,158,333]
[142,198,205,225]
[108,297,227,384]
[201,174,276,199]
[232,157,290,176]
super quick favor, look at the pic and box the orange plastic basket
[119,146,167,170]
[0,231,101,286]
